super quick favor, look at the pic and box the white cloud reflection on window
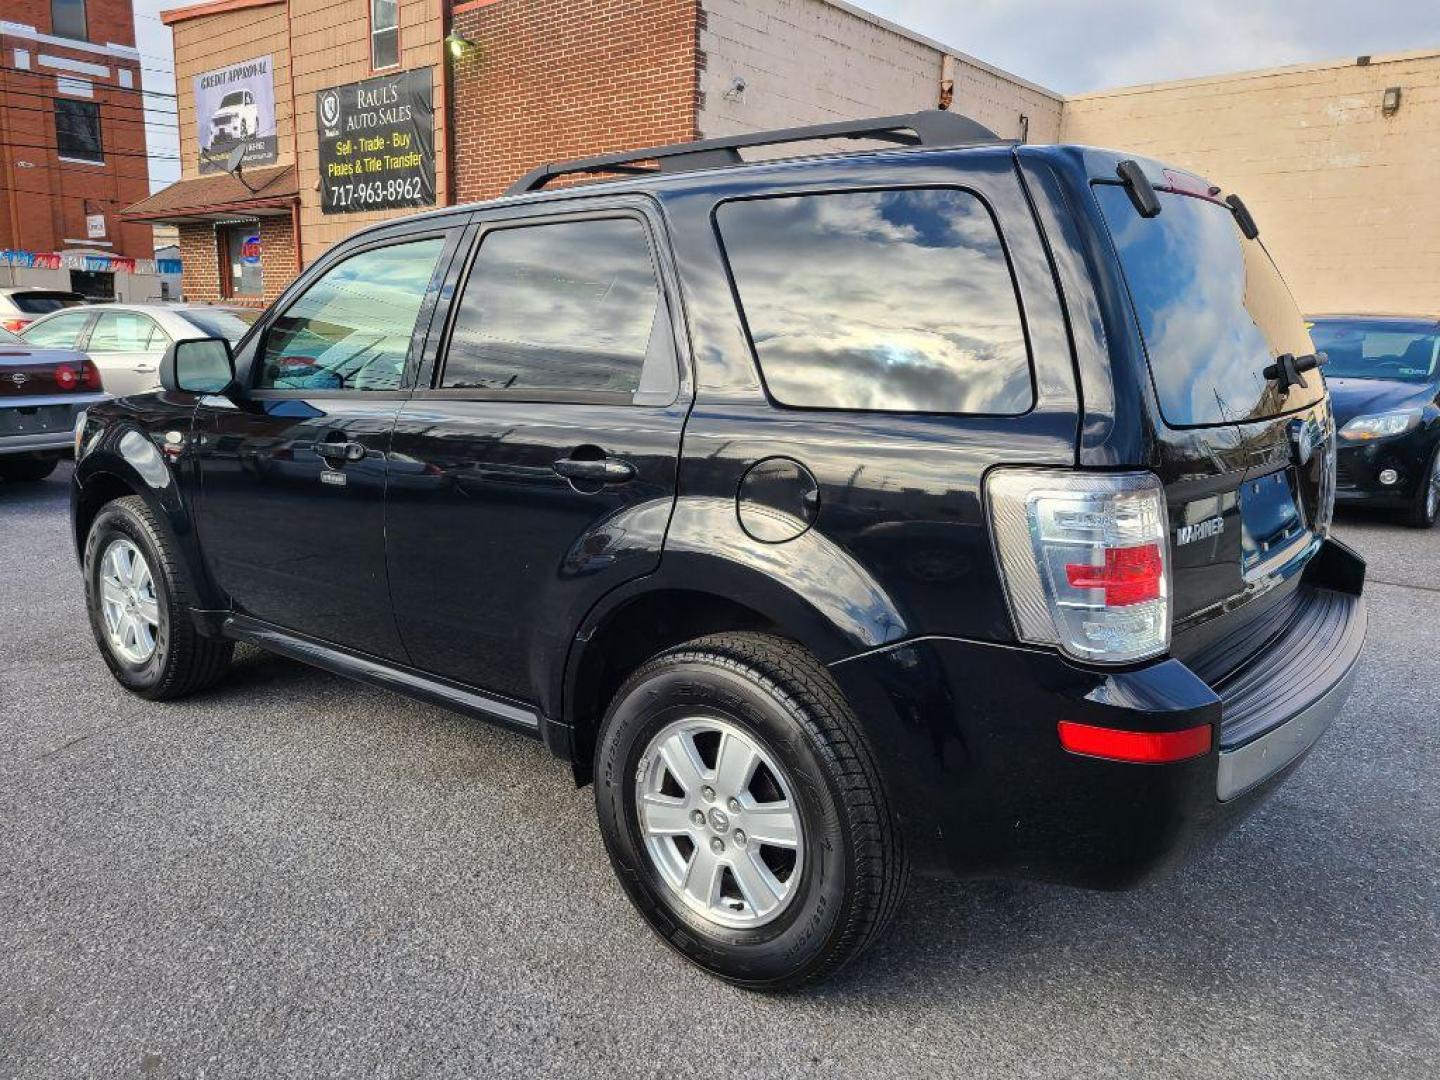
[718,188,1034,415]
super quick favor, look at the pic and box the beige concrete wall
[698,0,1062,143]
[1061,50,1440,316]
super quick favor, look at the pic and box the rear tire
[1402,444,1440,528]
[83,496,233,699]
[0,453,60,482]
[594,632,907,990]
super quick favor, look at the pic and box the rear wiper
[1264,352,1326,392]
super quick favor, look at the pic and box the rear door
[386,199,688,703]
[85,310,168,397]
[1090,175,1333,654]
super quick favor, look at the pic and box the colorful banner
[0,250,173,276]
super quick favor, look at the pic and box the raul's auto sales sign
[316,68,435,214]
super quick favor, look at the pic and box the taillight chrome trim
[986,468,1172,665]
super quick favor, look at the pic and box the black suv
[71,113,1367,989]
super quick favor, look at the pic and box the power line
[0,64,182,100]
[2,99,185,130]
[4,138,183,161]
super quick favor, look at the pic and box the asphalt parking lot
[2,462,1437,1079]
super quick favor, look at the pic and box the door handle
[553,456,636,483]
[315,440,366,463]
[134,364,157,373]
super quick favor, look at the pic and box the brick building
[126,1,1438,314]
[124,0,1058,306]
[0,0,166,300]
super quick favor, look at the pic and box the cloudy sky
[860,0,1440,93]
[132,0,1439,191]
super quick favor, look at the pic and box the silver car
[21,303,260,398]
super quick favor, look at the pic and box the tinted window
[10,291,84,314]
[1094,184,1320,427]
[89,312,165,352]
[1309,319,1439,383]
[717,188,1032,414]
[259,237,444,391]
[20,311,91,349]
[55,98,102,162]
[441,217,666,397]
[181,308,260,344]
[52,0,87,40]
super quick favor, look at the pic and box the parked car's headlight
[73,410,88,459]
[1339,410,1421,441]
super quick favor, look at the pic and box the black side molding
[1116,159,1161,218]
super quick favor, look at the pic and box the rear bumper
[830,537,1367,889]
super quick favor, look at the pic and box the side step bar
[221,614,543,735]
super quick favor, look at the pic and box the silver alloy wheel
[99,537,160,665]
[635,716,804,929]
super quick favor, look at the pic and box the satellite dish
[224,143,246,175]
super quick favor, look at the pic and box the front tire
[83,496,233,699]
[594,632,907,989]
[1402,444,1440,528]
[0,453,60,482]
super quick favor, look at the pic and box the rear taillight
[81,359,103,391]
[1,318,29,333]
[987,469,1171,664]
[54,363,79,390]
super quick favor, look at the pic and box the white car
[210,89,259,145]
[20,303,260,399]
[0,287,86,334]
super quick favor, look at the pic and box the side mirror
[161,337,236,395]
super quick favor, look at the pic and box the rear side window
[440,217,669,398]
[89,312,165,352]
[1094,184,1321,427]
[716,188,1033,415]
[20,311,91,349]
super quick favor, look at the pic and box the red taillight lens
[54,363,79,390]
[81,359,103,391]
[1,318,29,333]
[1065,543,1164,607]
[1057,720,1212,764]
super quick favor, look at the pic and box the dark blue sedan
[1310,314,1440,527]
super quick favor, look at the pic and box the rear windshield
[11,292,85,315]
[181,307,259,343]
[1308,319,1439,383]
[1094,184,1321,427]
[220,92,246,108]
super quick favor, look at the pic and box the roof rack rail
[505,110,1001,196]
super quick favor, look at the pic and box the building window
[54,99,103,163]
[371,0,399,69]
[52,0,88,41]
[222,225,264,298]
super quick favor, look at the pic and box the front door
[193,230,457,659]
[387,207,687,704]
[85,310,167,397]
